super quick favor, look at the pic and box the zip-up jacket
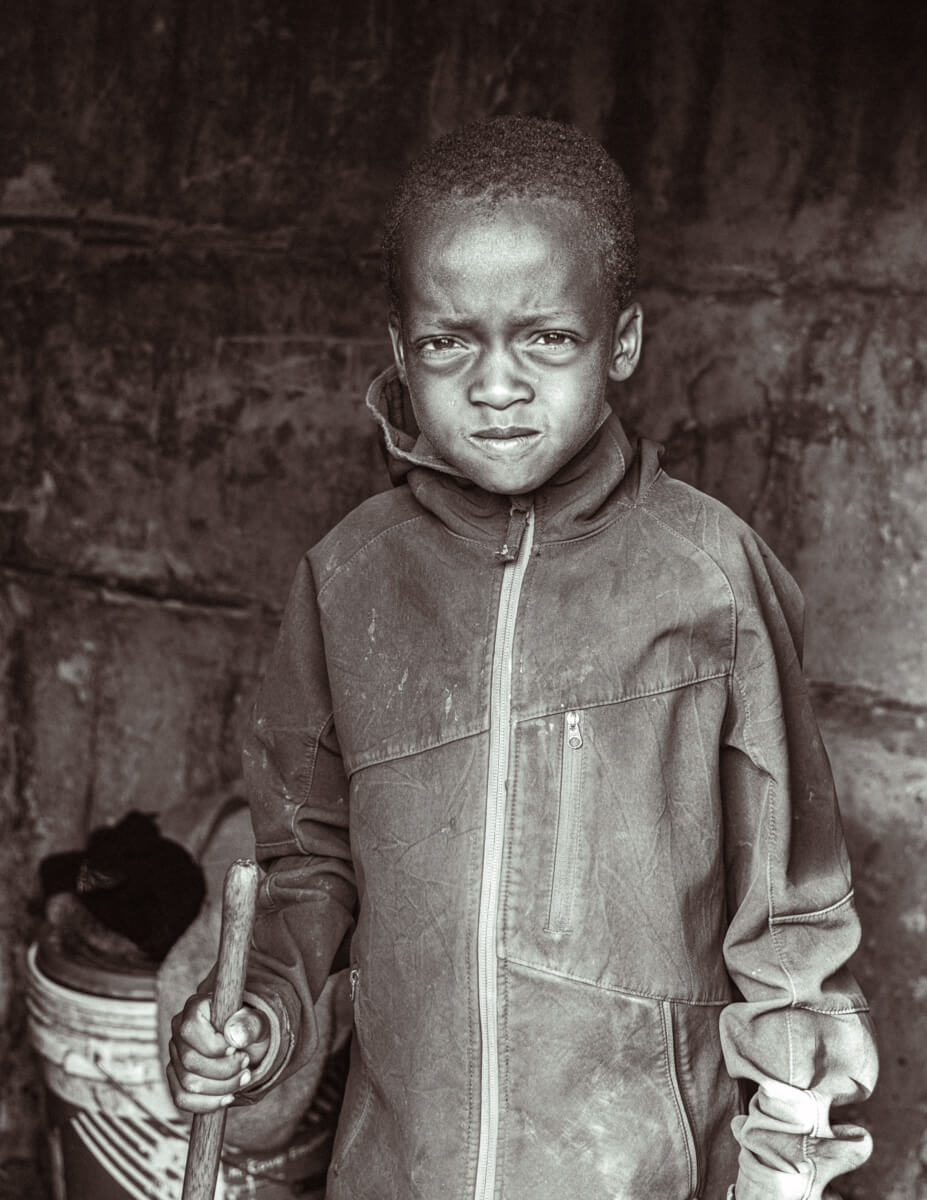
[239,366,877,1200]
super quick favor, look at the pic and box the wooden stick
[181,858,260,1200]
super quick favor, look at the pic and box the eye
[418,335,464,356]
[533,330,577,349]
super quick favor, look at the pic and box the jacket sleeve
[717,535,878,1200]
[238,554,357,1094]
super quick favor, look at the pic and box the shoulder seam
[630,503,739,669]
[317,514,425,598]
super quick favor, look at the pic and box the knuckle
[177,1067,199,1092]
[178,1015,198,1041]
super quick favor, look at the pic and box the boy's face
[388,196,642,496]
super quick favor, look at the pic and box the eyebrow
[414,311,586,331]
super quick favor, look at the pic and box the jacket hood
[365,364,460,486]
[364,364,658,548]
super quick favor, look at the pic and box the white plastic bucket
[26,942,329,1200]
[26,942,199,1200]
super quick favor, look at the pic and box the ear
[607,303,643,383]
[388,312,408,383]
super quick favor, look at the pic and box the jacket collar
[364,365,647,549]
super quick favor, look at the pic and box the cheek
[560,368,609,433]
[407,379,457,439]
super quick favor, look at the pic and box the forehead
[397,195,609,315]
[402,193,598,258]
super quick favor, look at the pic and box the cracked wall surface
[1,2,925,1196]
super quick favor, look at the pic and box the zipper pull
[566,710,583,749]
[495,500,532,563]
[349,967,359,1002]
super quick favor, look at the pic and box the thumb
[223,1006,269,1051]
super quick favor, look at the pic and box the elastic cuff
[229,989,294,1106]
[241,989,287,1089]
[734,1163,814,1200]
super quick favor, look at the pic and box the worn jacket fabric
[240,366,877,1200]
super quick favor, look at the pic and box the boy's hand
[167,993,271,1114]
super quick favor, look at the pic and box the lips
[471,426,538,439]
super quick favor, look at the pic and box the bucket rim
[31,935,158,1001]
[27,943,160,1010]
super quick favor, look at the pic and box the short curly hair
[382,116,638,314]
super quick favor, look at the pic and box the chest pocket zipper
[546,709,584,934]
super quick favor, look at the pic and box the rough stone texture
[1,1,924,1196]
[618,291,927,705]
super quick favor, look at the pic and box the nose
[468,348,535,409]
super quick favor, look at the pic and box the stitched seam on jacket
[667,483,812,1088]
[765,772,798,1086]
[253,837,300,857]
[316,516,426,596]
[630,458,666,507]
[799,1146,815,1200]
[331,1070,374,1172]
[770,890,856,924]
[281,712,327,835]
[250,710,327,857]
[516,671,731,726]
[789,1001,871,1015]
[603,436,666,510]
[532,500,638,547]
[530,416,631,534]
[504,955,730,1005]
[730,669,756,760]
[345,671,732,773]
[346,722,488,775]
[661,1001,697,1195]
[317,513,515,594]
[630,506,738,667]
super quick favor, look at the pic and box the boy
[168,117,877,1200]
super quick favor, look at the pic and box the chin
[479,473,542,496]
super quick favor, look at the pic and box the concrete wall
[1,2,924,1195]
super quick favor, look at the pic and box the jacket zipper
[546,709,583,933]
[474,503,535,1200]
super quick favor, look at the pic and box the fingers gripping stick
[181,858,260,1200]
